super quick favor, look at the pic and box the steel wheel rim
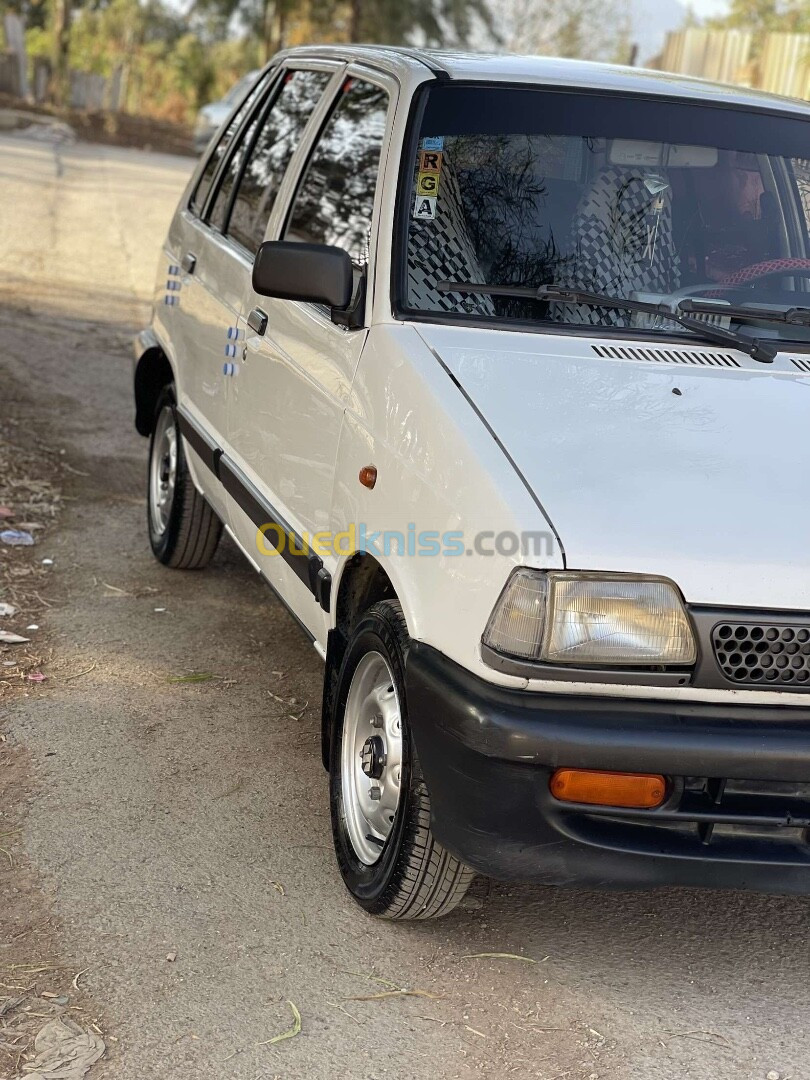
[149,405,177,537]
[341,651,403,866]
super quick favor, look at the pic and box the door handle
[181,251,197,275]
[247,307,268,336]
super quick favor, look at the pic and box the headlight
[483,570,696,667]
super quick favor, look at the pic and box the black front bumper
[405,642,810,893]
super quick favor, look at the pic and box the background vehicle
[136,47,810,919]
[193,70,261,154]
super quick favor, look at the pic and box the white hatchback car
[135,46,810,918]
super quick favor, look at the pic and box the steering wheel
[712,258,810,291]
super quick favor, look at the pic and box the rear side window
[208,93,268,234]
[227,69,332,253]
[285,79,389,270]
[190,73,270,215]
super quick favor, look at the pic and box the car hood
[416,324,810,610]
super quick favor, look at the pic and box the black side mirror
[252,240,353,311]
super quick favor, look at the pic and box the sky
[626,0,733,63]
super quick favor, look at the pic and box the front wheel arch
[321,552,398,771]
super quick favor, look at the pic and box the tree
[49,0,71,102]
[504,0,634,64]
[191,0,496,61]
[19,0,253,116]
[346,0,495,46]
[709,0,810,36]
[186,0,325,63]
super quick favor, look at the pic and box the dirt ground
[1,128,809,1080]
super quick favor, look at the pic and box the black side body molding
[176,405,331,612]
[176,408,221,476]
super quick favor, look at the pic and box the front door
[226,72,393,634]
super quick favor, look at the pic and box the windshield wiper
[436,280,777,364]
[678,298,810,327]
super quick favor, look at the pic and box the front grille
[712,621,810,686]
[564,777,810,863]
[678,777,810,845]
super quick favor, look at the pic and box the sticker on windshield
[413,195,437,220]
[416,171,440,197]
[421,136,444,151]
[418,150,442,173]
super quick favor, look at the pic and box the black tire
[147,386,222,569]
[329,600,474,919]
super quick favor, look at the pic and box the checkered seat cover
[552,167,680,327]
[406,152,495,316]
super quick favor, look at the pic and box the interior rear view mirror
[609,139,719,168]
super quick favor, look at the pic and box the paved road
[1,131,808,1080]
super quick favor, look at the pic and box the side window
[285,79,389,271]
[208,90,269,234]
[227,70,332,254]
[190,73,270,215]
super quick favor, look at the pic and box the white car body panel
[416,324,810,611]
[327,324,564,671]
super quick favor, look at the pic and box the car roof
[279,44,810,117]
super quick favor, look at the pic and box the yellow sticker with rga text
[416,171,440,197]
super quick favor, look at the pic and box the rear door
[168,71,273,515]
[225,69,394,633]
[177,65,333,517]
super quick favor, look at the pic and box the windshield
[401,85,810,344]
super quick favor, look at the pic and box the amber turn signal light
[550,768,667,809]
[359,465,377,490]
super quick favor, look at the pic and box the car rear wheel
[147,386,222,568]
[329,600,474,919]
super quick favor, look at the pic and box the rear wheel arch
[147,385,222,568]
[135,346,174,436]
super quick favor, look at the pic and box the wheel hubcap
[360,735,386,779]
[149,405,177,536]
[341,652,403,866]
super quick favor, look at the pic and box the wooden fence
[658,28,810,101]
[2,57,123,110]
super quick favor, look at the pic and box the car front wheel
[329,600,474,919]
